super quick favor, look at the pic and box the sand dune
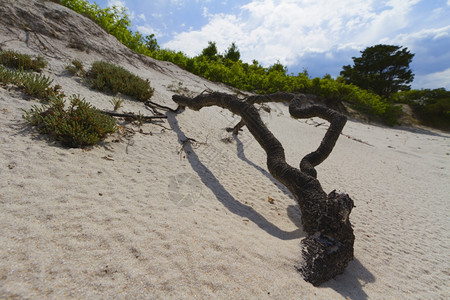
[0,0,449,298]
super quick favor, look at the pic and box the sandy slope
[0,0,449,298]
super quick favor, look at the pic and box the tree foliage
[201,41,219,60]
[144,33,160,52]
[224,42,241,62]
[393,88,450,130]
[340,44,415,98]
[58,0,449,129]
[60,0,149,54]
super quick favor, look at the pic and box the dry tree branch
[172,91,355,286]
[100,110,167,121]
[145,100,182,113]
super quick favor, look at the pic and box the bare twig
[145,100,180,113]
[100,110,167,121]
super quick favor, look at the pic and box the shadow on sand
[167,112,304,240]
[233,134,293,199]
[321,257,376,299]
[168,112,375,296]
[232,128,376,298]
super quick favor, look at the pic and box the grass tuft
[110,96,123,111]
[0,65,64,101]
[0,50,47,72]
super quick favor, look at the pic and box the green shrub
[23,95,118,147]
[0,50,47,71]
[60,0,148,54]
[394,88,450,130]
[65,59,86,76]
[59,0,410,126]
[0,64,19,85]
[416,97,450,130]
[20,72,63,100]
[88,61,154,101]
[0,65,64,101]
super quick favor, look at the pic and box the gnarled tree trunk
[172,92,355,286]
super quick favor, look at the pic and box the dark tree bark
[172,92,355,286]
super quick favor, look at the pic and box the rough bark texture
[172,92,355,286]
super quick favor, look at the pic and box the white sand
[0,1,449,298]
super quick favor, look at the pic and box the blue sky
[94,0,450,90]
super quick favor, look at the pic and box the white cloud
[413,68,450,89]
[202,6,209,18]
[107,0,126,8]
[136,25,163,37]
[393,25,450,44]
[163,0,423,67]
[138,14,146,22]
[106,0,133,20]
[164,13,243,54]
[162,0,187,7]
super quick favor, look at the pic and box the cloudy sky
[94,0,450,89]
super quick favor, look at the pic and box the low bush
[394,88,450,130]
[88,61,154,101]
[23,95,118,147]
[0,50,47,72]
[58,0,409,126]
[0,65,65,101]
[20,72,63,100]
[0,64,19,85]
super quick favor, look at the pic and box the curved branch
[172,92,355,286]
[173,92,312,188]
[289,95,347,178]
[230,92,347,178]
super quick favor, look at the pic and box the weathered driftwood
[100,110,167,121]
[172,92,355,286]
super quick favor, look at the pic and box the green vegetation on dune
[64,59,155,101]
[88,61,154,101]
[0,50,118,148]
[0,50,59,101]
[0,50,47,72]
[23,95,118,147]
[42,1,450,129]
[393,89,450,130]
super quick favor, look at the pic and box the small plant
[65,59,86,76]
[20,72,61,100]
[167,81,196,98]
[0,50,47,72]
[23,95,118,147]
[136,111,144,126]
[109,97,123,111]
[88,61,154,101]
[0,65,19,85]
[0,66,64,101]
